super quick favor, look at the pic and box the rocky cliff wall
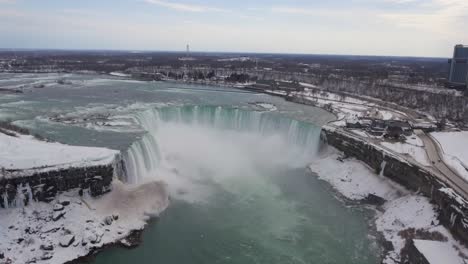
[322,127,468,244]
[0,155,124,208]
[405,241,431,264]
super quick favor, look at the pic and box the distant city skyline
[0,0,467,57]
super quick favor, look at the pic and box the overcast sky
[0,0,467,57]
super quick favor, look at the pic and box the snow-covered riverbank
[309,148,468,264]
[0,132,118,175]
[0,180,169,264]
[0,130,170,264]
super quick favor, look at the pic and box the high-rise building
[448,44,468,89]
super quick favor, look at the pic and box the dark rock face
[103,216,113,226]
[0,161,119,209]
[64,229,144,264]
[52,211,66,221]
[361,194,387,206]
[60,200,71,206]
[60,235,75,248]
[322,128,468,245]
[404,241,430,264]
[40,244,54,251]
[41,252,53,261]
[118,230,143,249]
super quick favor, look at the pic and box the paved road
[337,126,468,200]
[415,130,468,199]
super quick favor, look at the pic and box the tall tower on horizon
[448,44,468,90]
[179,43,195,62]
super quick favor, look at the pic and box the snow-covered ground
[290,90,407,126]
[42,102,170,133]
[265,89,287,96]
[0,180,169,264]
[375,195,439,263]
[252,102,277,112]
[109,72,130,78]
[307,89,432,169]
[299,82,318,89]
[0,132,118,172]
[405,134,424,147]
[380,141,430,166]
[309,152,401,201]
[309,148,468,264]
[414,239,465,264]
[349,129,370,138]
[431,131,468,181]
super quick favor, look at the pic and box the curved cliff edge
[0,131,170,264]
[316,125,468,264]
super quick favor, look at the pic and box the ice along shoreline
[0,128,170,264]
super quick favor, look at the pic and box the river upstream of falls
[0,73,379,264]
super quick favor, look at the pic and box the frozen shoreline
[0,130,171,263]
[0,180,169,264]
[0,132,119,176]
[309,148,468,264]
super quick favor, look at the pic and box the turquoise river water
[0,73,380,264]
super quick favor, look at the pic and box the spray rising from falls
[124,105,322,201]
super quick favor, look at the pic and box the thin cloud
[271,6,372,19]
[271,7,314,15]
[382,0,419,3]
[380,0,468,35]
[144,0,227,12]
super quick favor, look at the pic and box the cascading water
[98,105,379,264]
[125,105,321,183]
[25,183,34,205]
[16,184,34,207]
[1,183,35,209]
[14,183,26,208]
[2,192,9,209]
[124,105,322,202]
[380,161,387,177]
